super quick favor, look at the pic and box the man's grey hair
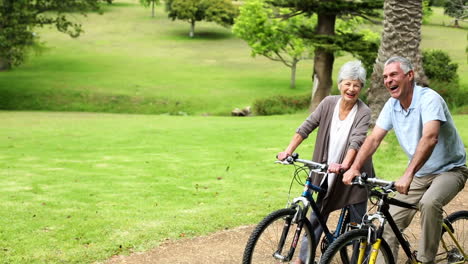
[384,56,413,74]
[337,60,366,88]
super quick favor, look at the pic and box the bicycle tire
[319,229,395,264]
[437,210,468,263]
[242,208,316,264]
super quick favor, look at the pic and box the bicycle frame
[276,172,350,261]
[357,188,466,264]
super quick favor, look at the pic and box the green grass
[0,1,313,115]
[0,3,466,115]
[1,111,467,263]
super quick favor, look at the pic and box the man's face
[382,62,414,100]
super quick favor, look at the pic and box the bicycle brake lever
[383,182,396,193]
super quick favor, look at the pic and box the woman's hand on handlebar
[276,151,291,161]
[343,168,360,185]
[328,163,347,174]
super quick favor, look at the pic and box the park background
[0,0,466,263]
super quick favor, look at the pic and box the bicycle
[319,173,468,264]
[242,153,360,264]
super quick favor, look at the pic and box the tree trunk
[189,20,195,38]
[309,9,336,111]
[368,0,429,125]
[151,1,155,18]
[290,58,298,89]
[0,57,11,71]
[310,48,334,111]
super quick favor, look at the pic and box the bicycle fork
[273,206,305,261]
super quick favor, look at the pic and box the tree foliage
[266,0,383,110]
[165,0,238,38]
[232,0,314,89]
[0,0,100,70]
[422,0,433,24]
[444,0,467,27]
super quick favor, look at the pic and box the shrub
[253,94,310,115]
[423,50,458,82]
[422,49,467,107]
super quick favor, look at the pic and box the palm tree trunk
[368,0,429,125]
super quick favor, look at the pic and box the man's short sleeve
[421,92,447,124]
[375,100,393,131]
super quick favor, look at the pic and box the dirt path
[105,186,467,264]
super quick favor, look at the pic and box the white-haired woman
[277,60,374,264]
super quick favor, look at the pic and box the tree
[165,0,238,38]
[444,0,467,27]
[0,0,100,71]
[367,0,429,124]
[232,0,314,89]
[140,0,160,18]
[233,0,380,90]
[269,0,383,111]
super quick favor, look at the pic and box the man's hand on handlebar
[395,174,413,195]
[276,151,291,161]
[343,168,360,185]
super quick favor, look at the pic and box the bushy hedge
[422,49,467,108]
[253,94,310,115]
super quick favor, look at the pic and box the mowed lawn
[0,2,466,115]
[1,111,467,263]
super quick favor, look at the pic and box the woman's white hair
[337,60,367,88]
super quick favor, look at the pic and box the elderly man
[343,56,467,263]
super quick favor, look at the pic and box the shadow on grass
[423,22,468,30]
[168,28,234,41]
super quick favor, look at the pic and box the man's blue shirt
[376,85,466,176]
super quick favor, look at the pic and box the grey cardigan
[296,95,374,215]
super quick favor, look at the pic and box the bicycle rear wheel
[242,208,316,264]
[437,210,468,263]
[319,229,394,264]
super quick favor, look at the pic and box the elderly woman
[277,60,374,263]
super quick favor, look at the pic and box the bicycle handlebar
[275,153,328,172]
[352,173,395,192]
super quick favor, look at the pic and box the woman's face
[339,79,362,105]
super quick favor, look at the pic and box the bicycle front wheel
[438,210,468,263]
[319,229,394,264]
[242,208,316,264]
